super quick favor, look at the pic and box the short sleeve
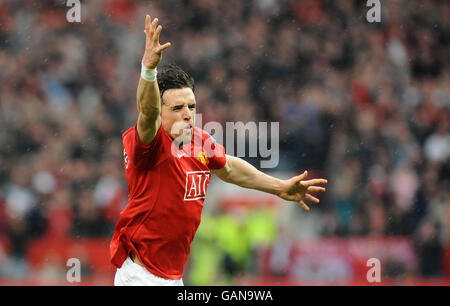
[123,124,164,170]
[208,142,227,170]
[202,131,227,170]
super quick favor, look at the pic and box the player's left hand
[277,171,327,211]
[142,15,171,69]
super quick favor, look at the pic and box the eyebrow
[171,102,196,108]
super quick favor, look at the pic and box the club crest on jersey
[184,171,210,201]
[197,151,208,165]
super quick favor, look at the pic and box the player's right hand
[142,15,171,69]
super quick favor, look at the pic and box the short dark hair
[157,64,195,99]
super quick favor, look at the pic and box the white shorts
[114,256,184,286]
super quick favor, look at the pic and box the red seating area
[0,234,115,285]
[26,236,114,274]
[1,234,450,285]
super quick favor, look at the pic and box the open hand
[277,171,327,211]
[142,15,171,69]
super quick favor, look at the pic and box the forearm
[135,15,171,144]
[136,71,162,144]
[136,77,161,119]
[218,155,284,196]
[137,14,170,124]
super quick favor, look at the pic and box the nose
[183,106,191,121]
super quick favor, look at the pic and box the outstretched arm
[212,155,327,211]
[136,15,171,144]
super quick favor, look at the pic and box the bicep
[211,154,234,182]
[137,111,161,145]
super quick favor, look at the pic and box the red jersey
[110,123,226,279]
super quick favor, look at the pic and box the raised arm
[137,15,171,144]
[212,155,327,211]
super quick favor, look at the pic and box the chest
[170,154,211,201]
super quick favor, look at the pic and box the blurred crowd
[0,0,449,282]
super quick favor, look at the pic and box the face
[161,87,196,144]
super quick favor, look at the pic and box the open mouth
[182,126,193,136]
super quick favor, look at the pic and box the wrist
[141,62,157,82]
[273,178,286,196]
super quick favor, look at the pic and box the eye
[173,106,183,111]
[189,104,196,109]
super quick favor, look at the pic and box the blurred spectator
[414,219,443,278]
[269,226,294,278]
[0,0,448,283]
[71,190,112,238]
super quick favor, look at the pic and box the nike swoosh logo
[177,152,186,158]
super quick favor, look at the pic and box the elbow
[218,159,234,183]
